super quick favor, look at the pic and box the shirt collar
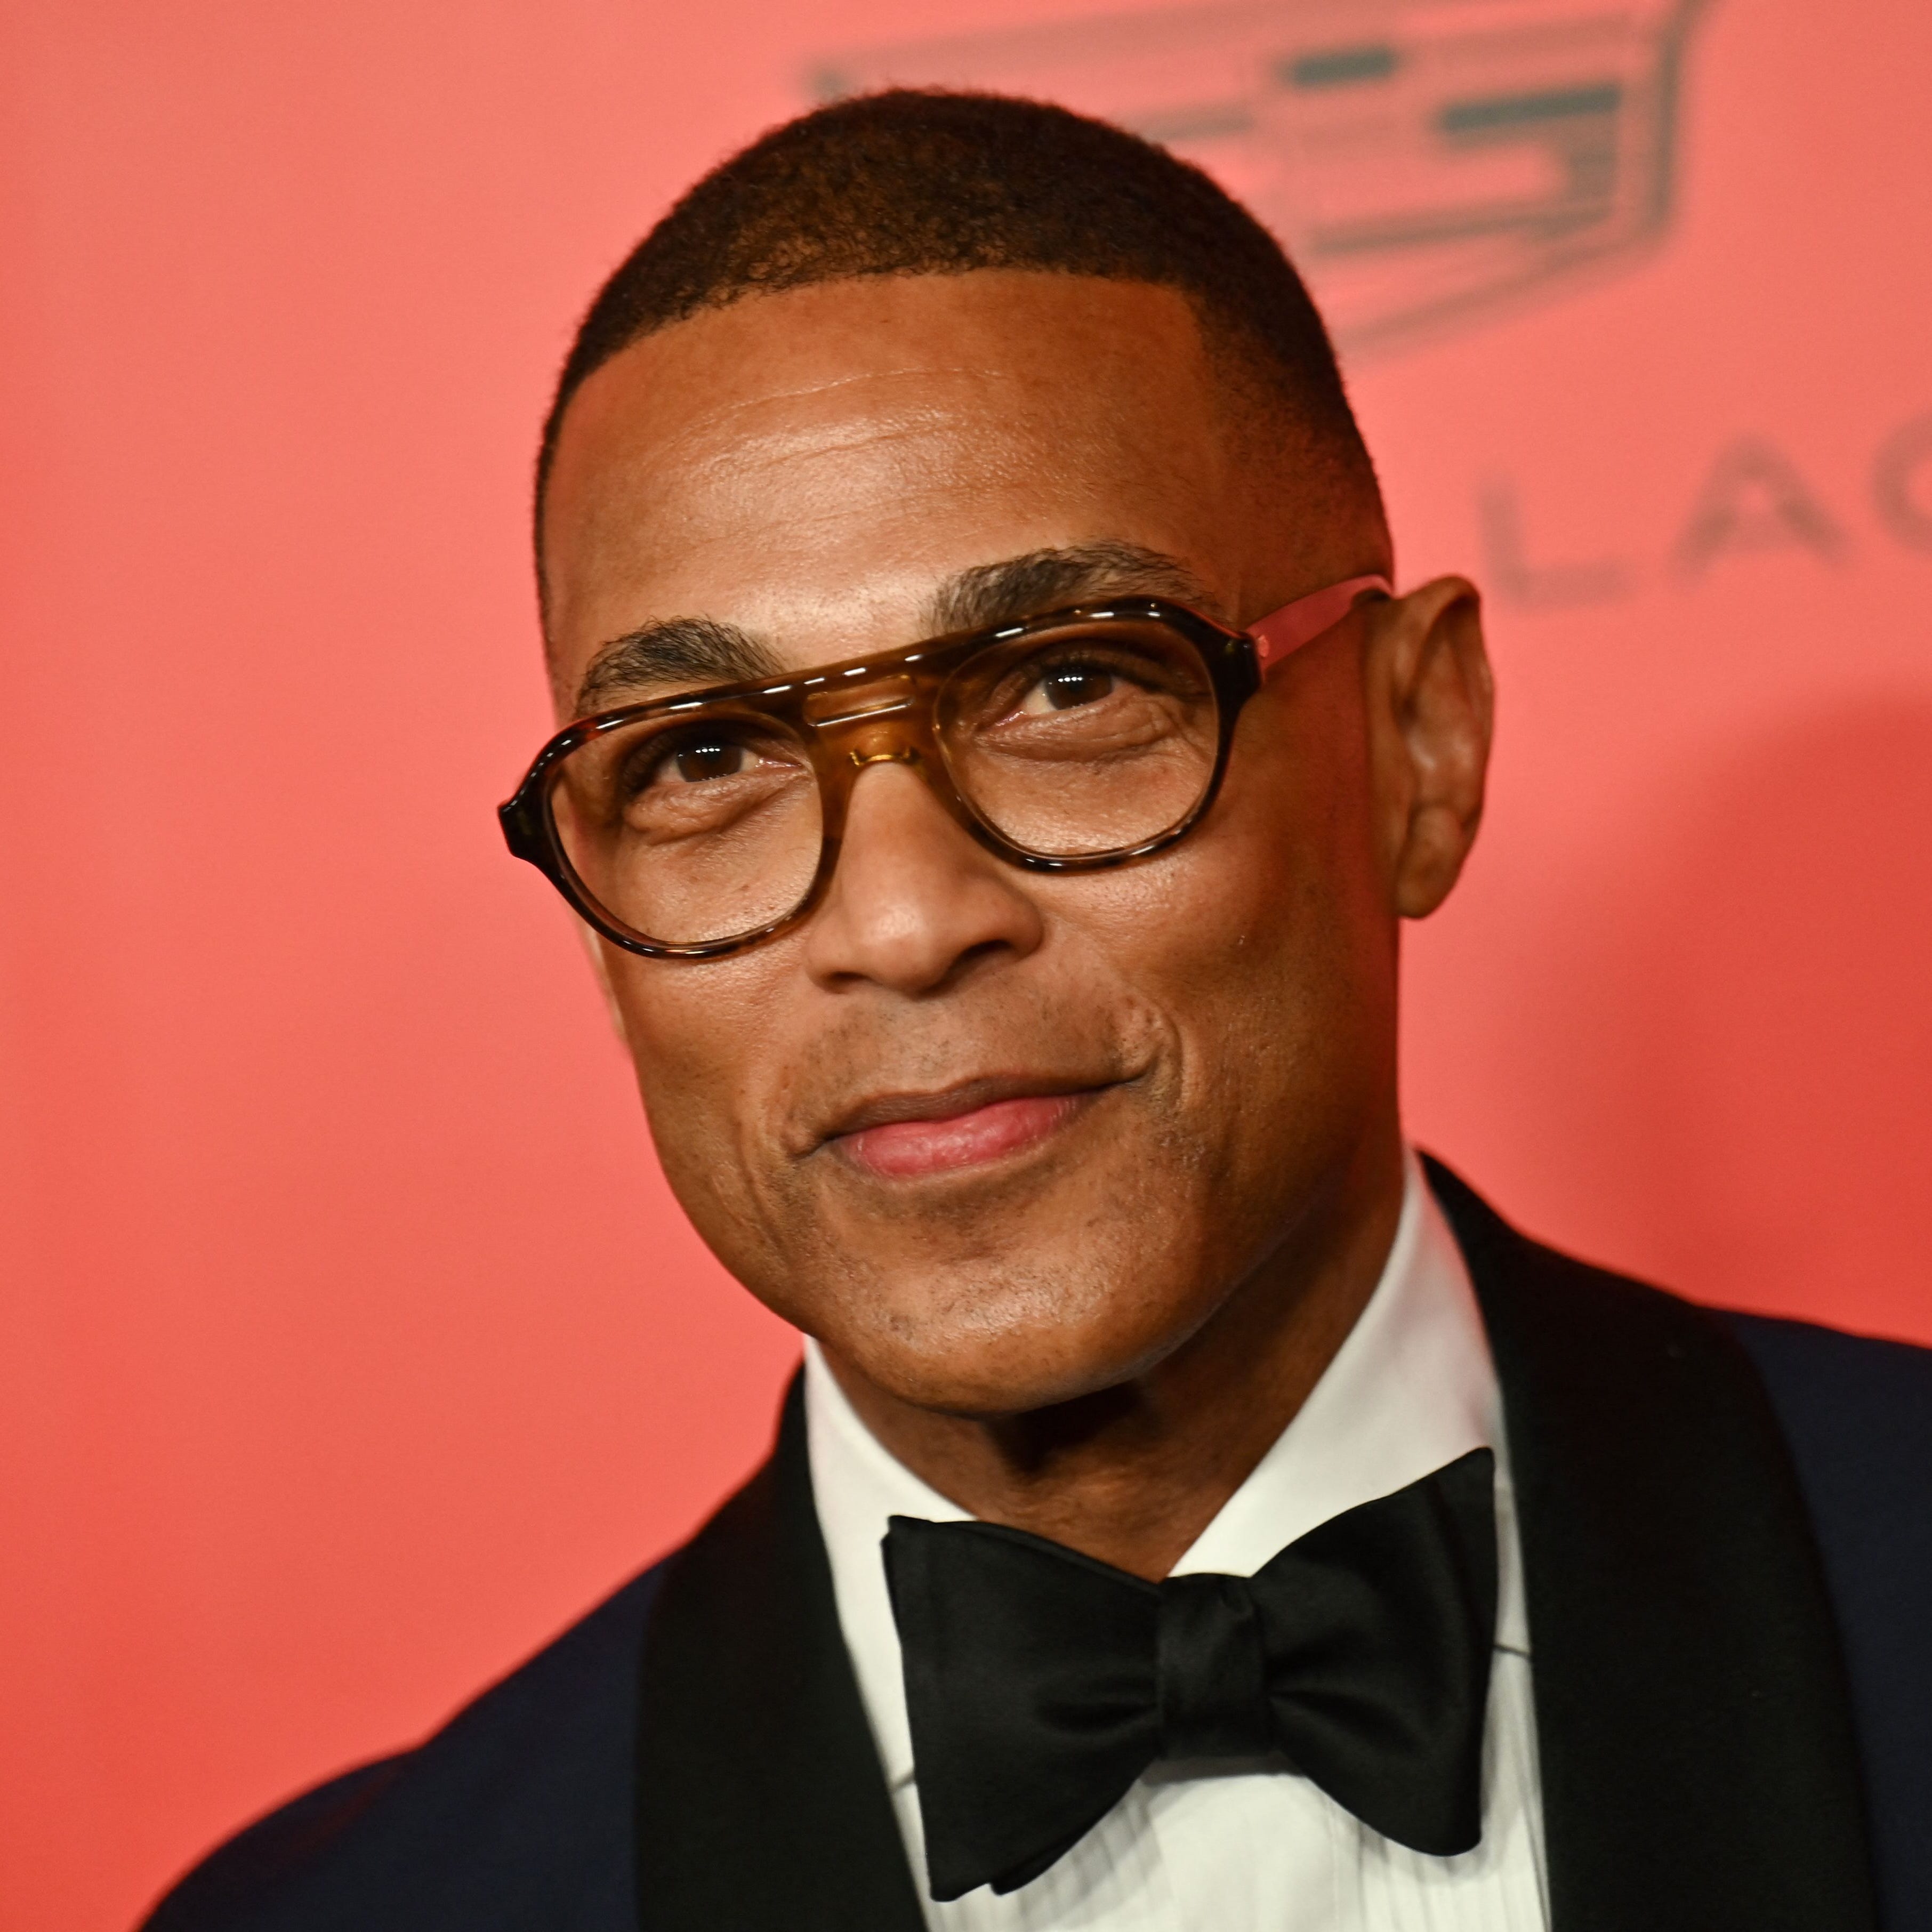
[804,1150,1528,1792]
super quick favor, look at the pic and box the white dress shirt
[805,1153,1549,1931]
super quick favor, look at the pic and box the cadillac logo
[816,0,1709,357]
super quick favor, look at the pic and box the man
[144,92,1930,1932]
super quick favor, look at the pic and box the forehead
[538,274,1260,697]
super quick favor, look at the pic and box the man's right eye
[667,738,750,784]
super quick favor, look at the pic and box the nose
[801,759,1045,995]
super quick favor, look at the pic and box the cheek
[606,951,797,1215]
[1069,700,1392,1136]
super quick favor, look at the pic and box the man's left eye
[1020,666,1115,714]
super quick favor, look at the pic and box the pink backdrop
[3,2,1928,1926]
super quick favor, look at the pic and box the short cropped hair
[537,89,1378,582]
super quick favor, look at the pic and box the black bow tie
[882,1448,1498,1902]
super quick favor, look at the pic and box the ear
[1364,576,1494,919]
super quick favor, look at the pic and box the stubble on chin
[742,1081,1241,1414]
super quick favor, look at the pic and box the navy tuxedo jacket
[143,1163,1932,1932]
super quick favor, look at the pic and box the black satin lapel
[1424,1157,1878,1932]
[635,1372,925,1932]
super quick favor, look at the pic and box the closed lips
[822,1079,1110,1179]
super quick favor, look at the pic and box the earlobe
[1372,577,1494,920]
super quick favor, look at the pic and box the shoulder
[139,1560,667,1932]
[1722,1311,1932,1931]
[1724,1308,1932,1480]
[1719,1308,1932,1663]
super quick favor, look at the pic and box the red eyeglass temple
[1246,574,1394,675]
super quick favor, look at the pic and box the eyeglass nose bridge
[803,672,921,729]
[806,673,932,771]
[802,673,979,843]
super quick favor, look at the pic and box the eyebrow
[926,542,1218,634]
[573,618,784,714]
[570,542,1218,715]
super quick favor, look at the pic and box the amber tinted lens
[938,619,1221,857]
[546,709,822,948]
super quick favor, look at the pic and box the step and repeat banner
[3,0,1927,1925]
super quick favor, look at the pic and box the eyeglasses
[498,573,1391,961]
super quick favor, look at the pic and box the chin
[825,1265,1200,1418]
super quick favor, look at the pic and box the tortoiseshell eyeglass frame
[498,573,1392,961]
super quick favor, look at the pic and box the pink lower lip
[838,1092,1090,1179]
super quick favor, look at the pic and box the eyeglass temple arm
[1247,574,1394,675]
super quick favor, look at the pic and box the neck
[820,1125,1407,1580]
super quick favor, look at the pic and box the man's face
[540,272,1438,1417]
